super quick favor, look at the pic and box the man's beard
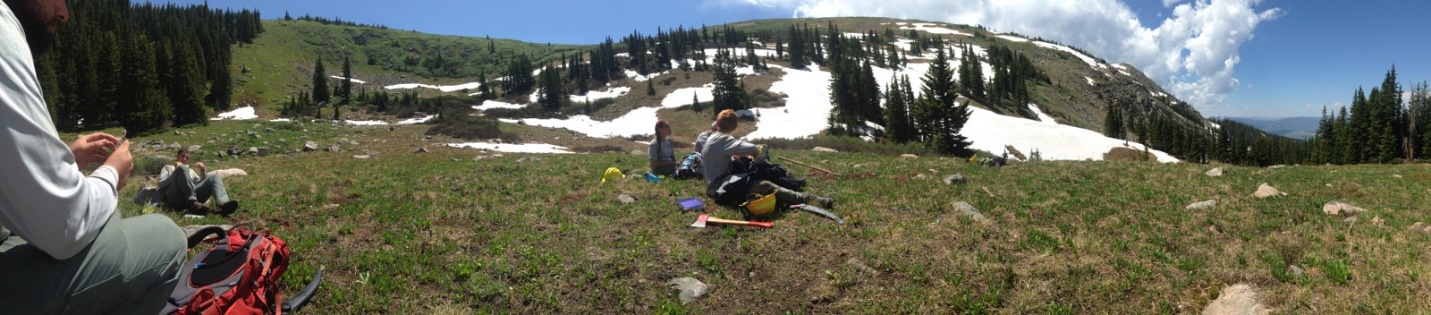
[5,0,56,56]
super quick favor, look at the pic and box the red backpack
[160,226,320,315]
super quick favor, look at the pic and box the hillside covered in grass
[119,120,1431,314]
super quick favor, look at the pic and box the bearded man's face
[5,0,68,56]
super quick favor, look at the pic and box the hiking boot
[815,197,835,210]
[187,201,211,215]
[217,200,240,216]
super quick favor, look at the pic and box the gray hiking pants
[0,213,185,314]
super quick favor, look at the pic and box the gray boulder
[943,173,968,185]
[951,201,989,224]
[667,277,709,305]
[302,141,319,152]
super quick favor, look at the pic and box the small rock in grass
[1322,200,1366,216]
[846,258,878,275]
[1205,167,1224,177]
[943,173,967,185]
[1410,222,1429,234]
[667,277,708,305]
[812,146,838,152]
[1185,199,1217,210]
[951,201,989,224]
[1253,183,1284,198]
[617,194,635,204]
[1202,284,1270,315]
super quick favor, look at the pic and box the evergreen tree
[710,47,746,116]
[882,75,916,143]
[1335,106,1353,164]
[312,58,330,106]
[1411,81,1431,159]
[119,36,170,133]
[692,93,702,112]
[1313,106,1337,164]
[912,47,973,155]
[537,66,565,112]
[340,55,353,105]
[647,79,656,96]
[1105,102,1124,139]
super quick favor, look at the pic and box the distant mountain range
[1220,116,1320,139]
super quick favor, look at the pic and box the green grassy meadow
[113,120,1431,314]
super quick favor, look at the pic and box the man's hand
[69,133,119,170]
[103,138,134,191]
[194,162,206,173]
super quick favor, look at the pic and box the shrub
[426,114,506,140]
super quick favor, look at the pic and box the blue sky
[145,0,1431,119]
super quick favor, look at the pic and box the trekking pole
[778,156,841,176]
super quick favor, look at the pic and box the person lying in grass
[702,109,834,211]
[648,119,678,177]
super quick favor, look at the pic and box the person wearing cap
[702,109,834,210]
[648,120,678,176]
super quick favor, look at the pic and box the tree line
[36,0,261,135]
[1310,67,1431,164]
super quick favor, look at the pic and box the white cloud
[718,0,1280,111]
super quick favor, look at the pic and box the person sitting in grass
[2,0,186,312]
[648,119,678,176]
[702,109,834,210]
[693,121,716,154]
[159,148,239,216]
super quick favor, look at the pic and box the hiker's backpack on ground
[672,153,703,180]
[161,226,294,315]
[727,155,806,191]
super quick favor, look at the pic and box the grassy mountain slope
[120,120,1431,313]
[231,17,1205,141]
[231,19,589,116]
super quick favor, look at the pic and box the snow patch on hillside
[385,82,482,92]
[900,23,970,36]
[995,35,1029,43]
[745,64,834,140]
[662,84,715,108]
[212,106,257,120]
[1085,76,1097,86]
[963,103,1176,162]
[446,142,572,154]
[1033,41,1106,70]
[500,107,659,138]
[473,100,526,111]
[330,76,366,84]
[570,86,631,103]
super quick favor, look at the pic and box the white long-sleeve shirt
[0,6,120,260]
